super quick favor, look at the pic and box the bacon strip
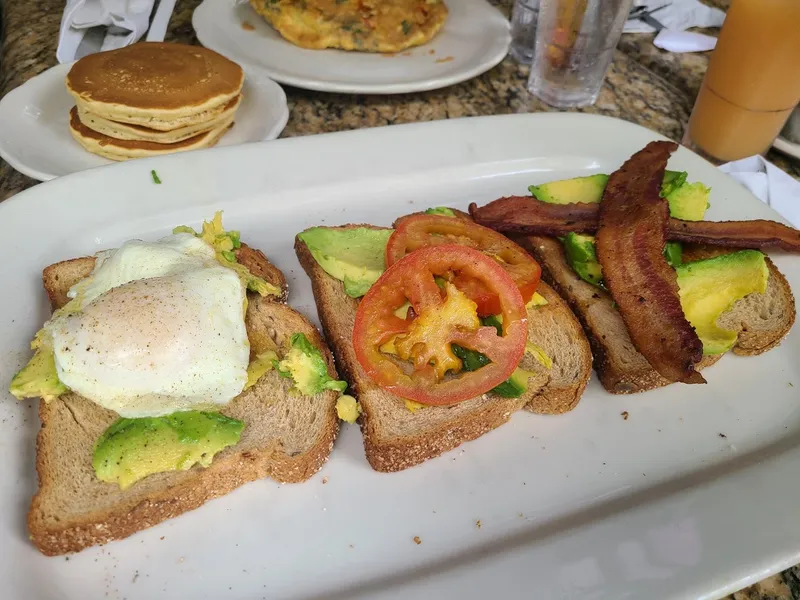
[594,141,705,384]
[468,198,800,252]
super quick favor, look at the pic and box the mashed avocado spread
[174,211,281,298]
[275,333,347,396]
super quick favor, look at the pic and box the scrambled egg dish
[249,0,449,52]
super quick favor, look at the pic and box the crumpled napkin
[624,0,726,34]
[653,29,718,53]
[57,0,156,64]
[719,156,800,228]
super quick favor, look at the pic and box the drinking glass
[527,0,634,108]
[510,0,540,64]
[681,0,800,163]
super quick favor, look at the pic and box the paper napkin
[57,0,157,63]
[624,0,726,34]
[653,29,718,53]
[719,156,800,228]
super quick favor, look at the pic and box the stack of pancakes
[66,43,244,161]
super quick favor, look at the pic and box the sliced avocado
[666,182,711,221]
[664,242,683,267]
[563,232,597,263]
[298,227,393,298]
[451,343,490,371]
[9,347,68,401]
[676,250,769,355]
[424,207,456,217]
[92,411,244,490]
[564,233,683,287]
[563,232,604,288]
[244,350,278,390]
[451,334,552,399]
[529,174,609,204]
[274,333,347,395]
[530,171,708,221]
[660,170,688,198]
[491,368,537,398]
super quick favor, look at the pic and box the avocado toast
[471,143,797,394]
[12,214,345,555]
[295,210,592,472]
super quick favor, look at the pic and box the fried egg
[46,234,250,418]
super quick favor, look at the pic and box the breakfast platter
[2,113,800,600]
[0,57,288,181]
[192,0,511,94]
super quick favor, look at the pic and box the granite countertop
[1,0,799,597]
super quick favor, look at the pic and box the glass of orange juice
[682,0,800,163]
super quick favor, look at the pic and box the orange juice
[684,0,800,162]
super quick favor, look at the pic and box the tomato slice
[353,244,527,406]
[386,214,542,316]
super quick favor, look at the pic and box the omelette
[249,0,449,52]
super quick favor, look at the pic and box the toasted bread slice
[295,225,592,472]
[520,235,796,394]
[28,249,335,556]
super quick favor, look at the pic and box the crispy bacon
[468,197,598,235]
[666,219,800,251]
[468,199,800,252]
[594,141,705,384]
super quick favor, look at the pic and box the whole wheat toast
[28,246,337,556]
[520,235,796,394]
[295,225,592,473]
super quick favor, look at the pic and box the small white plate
[0,61,289,181]
[192,0,511,94]
[774,136,800,162]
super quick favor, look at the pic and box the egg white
[47,234,251,418]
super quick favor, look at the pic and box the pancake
[66,42,244,131]
[76,95,242,144]
[68,107,233,161]
[249,0,448,53]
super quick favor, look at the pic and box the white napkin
[57,0,156,64]
[624,0,726,34]
[653,29,718,53]
[719,156,800,228]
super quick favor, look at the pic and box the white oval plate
[1,113,800,600]
[0,61,289,181]
[192,0,511,94]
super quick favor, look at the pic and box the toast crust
[27,246,333,556]
[520,235,796,394]
[295,225,592,472]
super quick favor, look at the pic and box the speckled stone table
[1,1,799,597]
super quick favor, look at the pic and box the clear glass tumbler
[527,0,634,108]
[510,0,540,64]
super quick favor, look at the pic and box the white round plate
[0,61,289,181]
[774,135,800,162]
[192,0,511,94]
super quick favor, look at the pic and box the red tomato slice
[353,244,527,406]
[386,214,541,316]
